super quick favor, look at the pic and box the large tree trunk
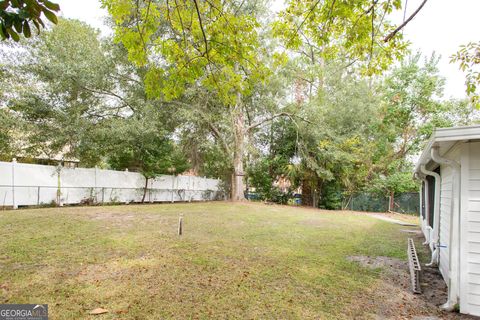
[231,102,246,201]
[389,190,395,212]
[301,179,313,207]
[142,177,149,203]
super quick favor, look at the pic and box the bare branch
[383,0,427,42]
[207,121,231,155]
[193,0,209,58]
[78,85,136,113]
[247,112,313,132]
[173,0,187,49]
[134,0,151,55]
[286,0,322,46]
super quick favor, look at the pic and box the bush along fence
[0,160,223,209]
[343,192,420,215]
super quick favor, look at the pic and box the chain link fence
[345,192,419,215]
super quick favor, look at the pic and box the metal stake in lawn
[178,215,183,236]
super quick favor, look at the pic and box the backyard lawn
[0,202,454,319]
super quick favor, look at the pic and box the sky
[55,0,480,99]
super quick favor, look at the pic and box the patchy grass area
[0,202,448,319]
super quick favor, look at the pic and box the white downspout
[414,172,425,223]
[420,165,441,266]
[416,172,430,245]
[431,146,461,311]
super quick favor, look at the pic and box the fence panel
[0,160,222,209]
[346,192,420,214]
[393,192,420,214]
[348,193,389,213]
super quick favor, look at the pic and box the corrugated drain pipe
[431,145,461,311]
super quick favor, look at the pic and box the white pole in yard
[178,215,183,235]
[57,164,63,207]
[204,176,207,200]
[124,168,129,204]
[12,158,17,210]
[171,175,175,203]
[188,176,191,202]
[94,166,98,204]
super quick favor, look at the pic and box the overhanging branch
[246,112,312,132]
[383,0,427,42]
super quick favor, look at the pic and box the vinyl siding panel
[462,141,480,316]
[438,145,462,284]
[439,164,453,281]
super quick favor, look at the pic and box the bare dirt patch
[85,211,172,228]
[348,255,476,319]
[75,263,125,283]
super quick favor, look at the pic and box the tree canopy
[1,0,479,206]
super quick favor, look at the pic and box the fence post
[124,168,129,204]
[171,175,175,203]
[204,176,207,200]
[94,166,98,204]
[12,158,17,210]
[192,177,195,201]
[37,186,40,206]
[187,176,191,202]
[56,164,63,207]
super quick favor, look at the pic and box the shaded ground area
[348,228,476,320]
[0,202,468,319]
[348,255,475,319]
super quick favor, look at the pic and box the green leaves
[7,26,19,40]
[0,0,60,41]
[22,20,30,37]
[274,0,408,75]
[42,8,57,24]
[103,0,270,105]
[42,0,60,11]
[451,41,480,109]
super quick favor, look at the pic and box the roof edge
[414,125,480,174]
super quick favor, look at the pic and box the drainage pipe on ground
[420,164,441,266]
[431,145,461,311]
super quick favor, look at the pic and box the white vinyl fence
[0,160,223,209]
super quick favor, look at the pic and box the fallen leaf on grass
[89,308,109,315]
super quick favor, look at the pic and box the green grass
[0,202,419,319]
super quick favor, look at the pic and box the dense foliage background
[1,1,479,206]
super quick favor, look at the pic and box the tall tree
[106,105,189,202]
[369,53,478,204]
[2,19,120,160]
[273,0,409,77]
[102,0,410,201]
[1,18,190,183]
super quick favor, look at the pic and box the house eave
[414,125,480,175]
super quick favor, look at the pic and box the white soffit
[415,125,480,173]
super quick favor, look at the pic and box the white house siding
[439,163,453,281]
[460,141,480,315]
[438,145,462,284]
